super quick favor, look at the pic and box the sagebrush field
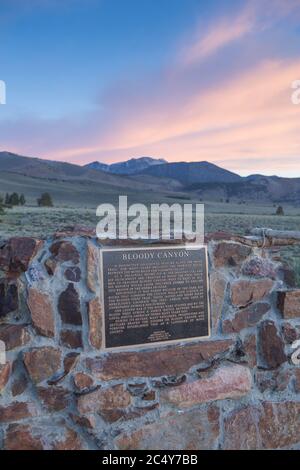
[1,201,299,285]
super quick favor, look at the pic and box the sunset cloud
[180,7,255,65]
[47,58,299,176]
[179,0,300,67]
[1,0,300,176]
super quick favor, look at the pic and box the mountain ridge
[85,156,167,175]
[137,161,242,184]
[1,151,300,204]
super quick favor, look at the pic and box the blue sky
[0,0,300,176]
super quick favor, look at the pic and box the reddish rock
[0,324,31,350]
[242,333,257,367]
[52,427,85,450]
[0,237,42,273]
[127,382,148,396]
[48,352,79,385]
[210,271,227,332]
[222,303,270,333]
[282,322,299,344]
[160,364,252,407]
[115,405,220,450]
[86,340,233,380]
[231,279,273,308]
[224,401,300,449]
[58,283,82,325]
[294,369,300,392]
[242,257,276,278]
[255,369,291,392]
[222,319,233,334]
[142,390,156,401]
[151,375,187,388]
[64,266,81,282]
[213,242,251,268]
[100,404,158,424]
[11,373,28,396]
[60,329,82,349]
[277,290,300,319]
[27,288,55,337]
[0,279,18,318]
[44,257,57,275]
[0,363,10,391]
[50,241,79,264]
[77,384,131,414]
[55,225,95,238]
[0,243,11,272]
[87,297,102,349]
[37,386,71,411]
[63,352,79,373]
[0,401,37,423]
[223,405,261,449]
[70,413,96,430]
[73,372,94,393]
[23,347,61,383]
[258,320,286,369]
[86,241,99,293]
[4,424,44,450]
[259,401,300,449]
[4,423,85,450]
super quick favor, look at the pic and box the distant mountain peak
[1,151,300,205]
[84,156,167,175]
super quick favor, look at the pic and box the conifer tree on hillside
[9,192,20,206]
[276,206,284,216]
[4,192,27,206]
[0,195,4,214]
[37,192,53,207]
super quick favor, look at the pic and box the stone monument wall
[0,228,300,450]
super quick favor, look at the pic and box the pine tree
[10,192,20,206]
[19,194,26,206]
[0,195,4,214]
[37,192,53,207]
[276,206,284,216]
[5,193,10,205]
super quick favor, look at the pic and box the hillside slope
[1,151,300,205]
[139,161,242,184]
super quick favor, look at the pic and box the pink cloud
[178,0,300,67]
[47,59,300,176]
[1,0,300,177]
[180,7,255,66]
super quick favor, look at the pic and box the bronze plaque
[100,245,210,349]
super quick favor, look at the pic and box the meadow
[1,201,299,285]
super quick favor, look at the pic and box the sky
[0,0,300,176]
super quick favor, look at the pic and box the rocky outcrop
[0,232,299,450]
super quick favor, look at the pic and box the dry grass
[1,203,299,284]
